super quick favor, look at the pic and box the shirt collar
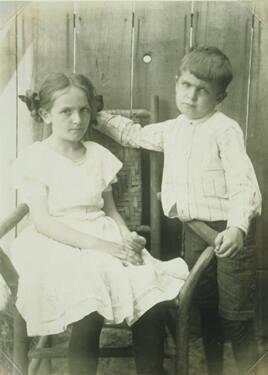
[181,110,217,126]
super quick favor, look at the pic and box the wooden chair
[0,205,218,375]
[0,97,219,375]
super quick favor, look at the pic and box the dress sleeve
[97,144,122,192]
[11,145,48,205]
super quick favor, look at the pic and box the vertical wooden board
[247,18,268,270]
[76,1,133,109]
[31,1,74,100]
[16,3,39,150]
[0,7,17,248]
[16,2,74,148]
[256,271,268,336]
[193,1,253,129]
[133,1,191,121]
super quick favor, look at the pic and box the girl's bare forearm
[33,215,121,253]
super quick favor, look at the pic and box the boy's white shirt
[95,111,262,234]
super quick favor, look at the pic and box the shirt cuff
[227,217,249,235]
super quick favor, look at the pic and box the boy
[95,46,262,374]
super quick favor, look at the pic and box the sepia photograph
[0,0,268,374]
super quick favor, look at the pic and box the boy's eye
[198,88,209,96]
[181,81,190,88]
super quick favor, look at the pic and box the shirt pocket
[202,169,227,198]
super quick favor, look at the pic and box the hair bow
[18,90,40,111]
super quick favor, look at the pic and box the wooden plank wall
[1,0,268,333]
[247,8,268,335]
[193,1,252,128]
[0,3,18,248]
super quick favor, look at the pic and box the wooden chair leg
[175,246,215,375]
[175,304,190,375]
[13,309,29,375]
[28,336,51,375]
[40,336,52,375]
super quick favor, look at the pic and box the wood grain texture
[32,2,74,87]
[16,4,41,148]
[193,1,253,129]
[133,1,191,121]
[247,16,268,335]
[75,1,133,109]
[247,16,268,270]
[255,270,268,336]
[0,7,17,247]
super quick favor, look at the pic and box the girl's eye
[61,108,71,115]
[81,107,90,113]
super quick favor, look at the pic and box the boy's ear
[39,108,51,124]
[216,91,227,104]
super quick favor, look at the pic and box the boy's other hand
[214,227,244,258]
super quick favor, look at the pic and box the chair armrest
[177,246,215,309]
[0,203,29,238]
[156,191,218,246]
[187,220,218,246]
[0,247,18,297]
[0,203,29,297]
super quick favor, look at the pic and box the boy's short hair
[179,46,233,93]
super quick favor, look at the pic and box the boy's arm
[214,126,262,258]
[94,111,166,152]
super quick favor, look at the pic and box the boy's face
[175,70,225,120]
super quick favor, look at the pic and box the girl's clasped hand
[122,231,146,266]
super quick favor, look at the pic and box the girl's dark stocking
[68,312,104,375]
[132,303,166,375]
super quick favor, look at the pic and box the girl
[11,73,189,375]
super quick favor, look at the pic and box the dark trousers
[68,303,166,375]
[183,221,259,375]
[199,307,258,375]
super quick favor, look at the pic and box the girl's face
[42,86,91,142]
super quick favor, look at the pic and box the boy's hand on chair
[214,227,244,258]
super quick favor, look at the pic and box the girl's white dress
[10,140,189,336]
